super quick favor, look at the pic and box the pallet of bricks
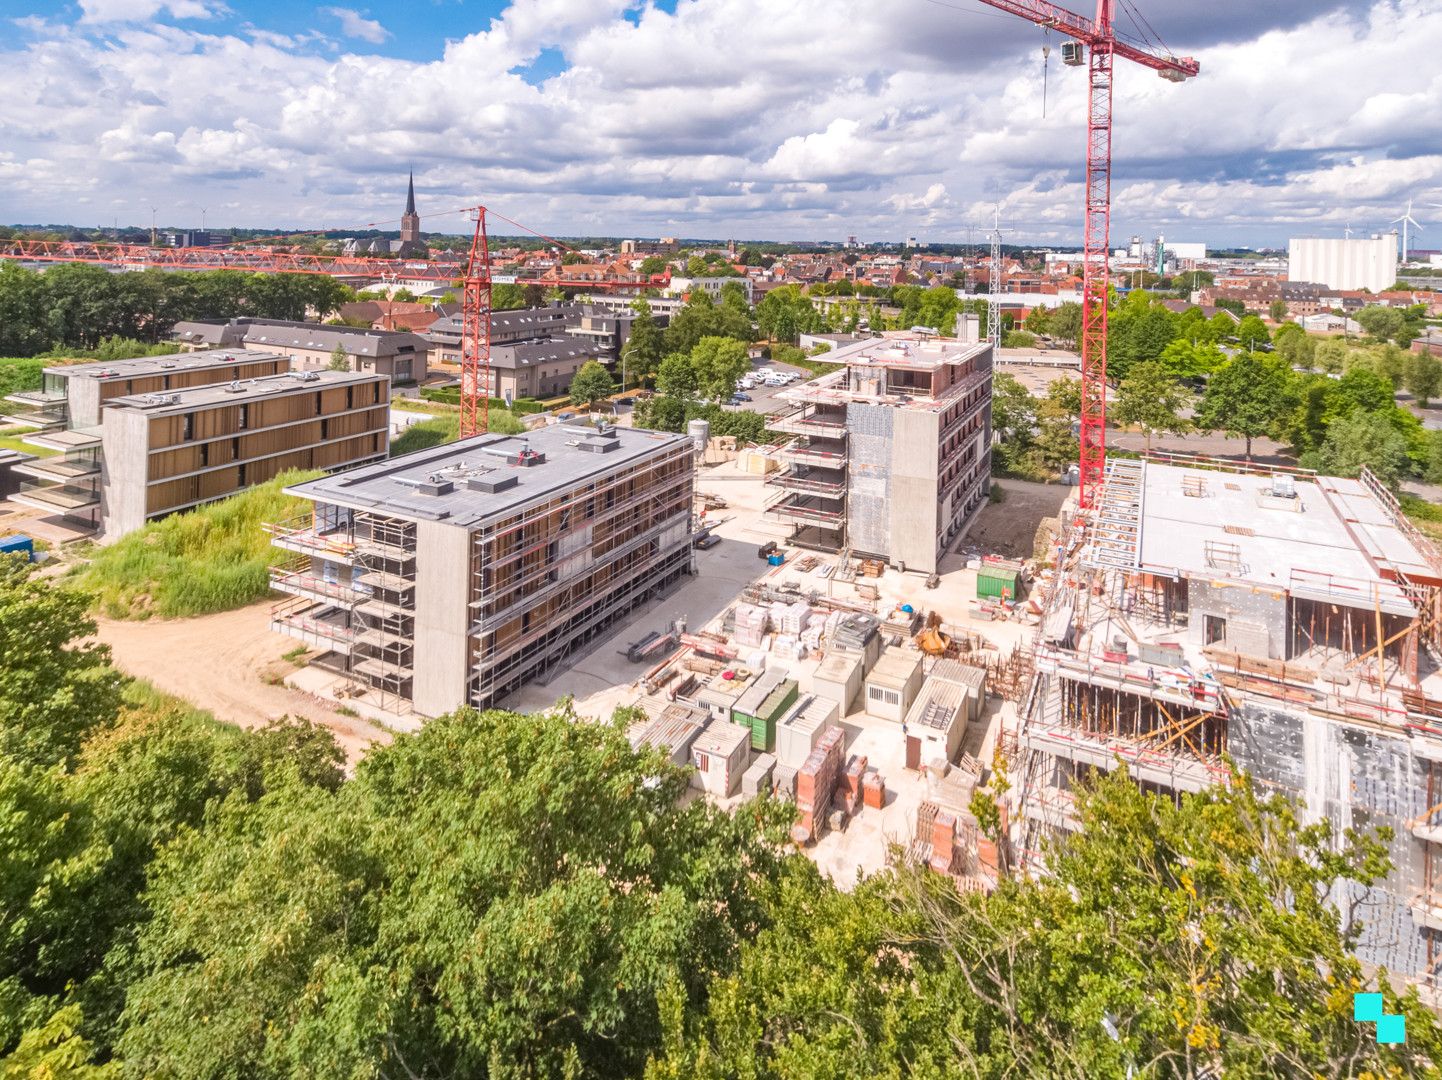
[792,727,844,845]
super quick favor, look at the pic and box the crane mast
[975,0,1197,508]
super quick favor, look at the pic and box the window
[182,413,193,441]
[237,463,247,486]
[315,392,323,416]
[200,442,209,467]
[238,404,248,431]
[346,387,354,409]
[694,750,710,773]
[321,418,330,440]
[868,685,899,706]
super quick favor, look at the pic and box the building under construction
[1010,453,1442,993]
[267,423,695,715]
[765,332,993,575]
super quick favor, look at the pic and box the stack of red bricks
[929,811,957,875]
[836,753,868,815]
[792,727,845,845]
[862,768,885,809]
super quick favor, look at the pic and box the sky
[2,0,1439,247]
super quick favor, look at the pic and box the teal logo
[1354,992,1406,1044]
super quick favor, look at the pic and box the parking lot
[721,356,814,415]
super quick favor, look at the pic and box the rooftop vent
[1270,474,1297,499]
[291,370,321,382]
[224,381,245,393]
[465,473,520,494]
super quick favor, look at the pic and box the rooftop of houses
[46,349,279,380]
[172,318,429,356]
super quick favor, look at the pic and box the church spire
[404,171,416,216]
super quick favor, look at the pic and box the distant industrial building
[1288,235,1399,294]
[765,332,994,575]
[619,237,679,255]
[3,352,388,537]
[267,423,695,715]
[172,318,428,385]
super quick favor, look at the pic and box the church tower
[399,172,421,247]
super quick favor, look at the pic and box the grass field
[0,425,57,457]
[390,409,527,456]
[71,469,322,619]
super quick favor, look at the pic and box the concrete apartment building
[173,318,428,384]
[1288,235,1399,294]
[267,423,695,715]
[765,333,994,575]
[1012,455,1442,994]
[3,352,388,537]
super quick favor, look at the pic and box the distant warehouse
[3,351,389,538]
[267,422,696,716]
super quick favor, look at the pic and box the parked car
[729,393,752,404]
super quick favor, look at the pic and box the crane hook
[1042,29,1052,119]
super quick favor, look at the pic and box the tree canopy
[568,360,616,409]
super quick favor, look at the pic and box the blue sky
[3,1,1439,246]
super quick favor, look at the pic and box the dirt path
[95,604,393,763]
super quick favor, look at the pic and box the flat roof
[108,369,385,415]
[287,422,692,527]
[48,350,282,380]
[1135,463,1427,614]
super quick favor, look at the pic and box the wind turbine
[1392,199,1422,263]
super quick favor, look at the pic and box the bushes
[70,470,322,619]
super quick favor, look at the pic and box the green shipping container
[745,679,800,752]
[977,566,1021,601]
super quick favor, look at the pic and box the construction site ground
[512,456,1036,885]
[94,606,395,765]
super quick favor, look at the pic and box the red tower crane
[460,207,493,439]
[975,0,1198,507]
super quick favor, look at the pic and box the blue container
[0,535,34,562]
[767,553,785,566]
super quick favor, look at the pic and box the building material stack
[837,753,868,815]
[793,727,845,844]
[862,768,886,809]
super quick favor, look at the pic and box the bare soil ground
[95,604,392,763]
[960,479,1071,561]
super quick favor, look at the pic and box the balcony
[766,465,846,501]
[268,558,372,607]
[264,516,358,565]
[777,437,847,469]
[10,479,100,515]
[12,455,100,484]
[19,426,101,454]
[1,392,68,430]
[768,403,848,440]
[765,492,846,528]
[270,598,357,654]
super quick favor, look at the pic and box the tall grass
[72,469,322,619]
[390,409,526,457]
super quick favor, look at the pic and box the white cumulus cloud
[321,7,390,45]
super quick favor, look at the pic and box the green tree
[1303,409,1414,489]
[326,343,349,371]
[689,336,750,402]
[655,769,1441,1079]
[0,1005,120,1079]
[0,563,123,770]
[1236,314,1272,351]
[1273,322,1316,370]
[1112,362,1192,449]
[638,255,668,277]
[1357,305,1406,343]
[1048,302,1083,348]
[1158,339,1226,380]
[1315,336,1350,374]
[1195,353,1292,458]
[655,352,699,401]
[1405,350,1442,408]
[622,304,666,387]
[568,360,615,410]
[115,706,794,1078]
[1269,298,1289,322]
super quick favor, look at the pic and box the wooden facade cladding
[96,358,287,403]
